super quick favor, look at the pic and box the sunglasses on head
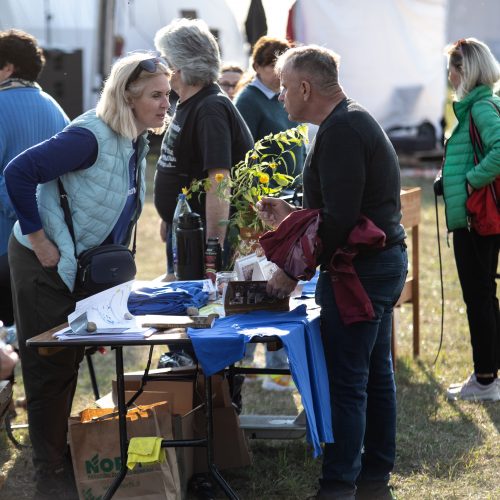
[126,57,166,88]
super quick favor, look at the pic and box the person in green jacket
[435,37,500,401]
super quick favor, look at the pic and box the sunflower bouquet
[184,124,308,240]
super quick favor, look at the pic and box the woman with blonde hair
[435,37,500,401]
[5,52,170,498]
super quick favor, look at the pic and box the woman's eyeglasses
[219,82,238,90]
[126,57,166,88]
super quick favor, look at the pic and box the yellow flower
[181,187,188,195]
[251,152,259,160]
[269,162,277,169]
[215,173,224,183]
[259,173,269,184]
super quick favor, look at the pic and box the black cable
[433,193,445,365]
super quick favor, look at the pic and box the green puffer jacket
[442,85,500,231]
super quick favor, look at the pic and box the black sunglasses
[126,57,166,88]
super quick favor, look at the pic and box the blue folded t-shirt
[128,281,208,315]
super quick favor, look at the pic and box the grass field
[0,171,499,500]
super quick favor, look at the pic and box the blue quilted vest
[13,110,149,291]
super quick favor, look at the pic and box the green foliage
[184,125,309,234]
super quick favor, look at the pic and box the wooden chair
[392,187,422,362]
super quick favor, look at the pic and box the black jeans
[8,235,86,473]
[0,252,14,326]
[453,228,499,374]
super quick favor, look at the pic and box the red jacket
[259,209,322,281]
[259,210,386,325]
[329,215,386,325]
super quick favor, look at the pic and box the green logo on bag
[85,454,122,475]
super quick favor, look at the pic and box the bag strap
[57,163,142,258]
[57,178,78,259]
[468,98,500,164]
[468,99,500,206]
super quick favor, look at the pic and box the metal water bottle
[171,194,192,276]
[175,212,205,280]
[205,236,222,283]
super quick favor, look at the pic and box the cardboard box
[193,373,232,409]
[112,369,195,416]
[192,406,252,472]
[109,372,250,480]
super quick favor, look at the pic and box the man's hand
[256,197,294,228]
[28,229,60,268]
[0,345,19,380]
[266,268,297,299]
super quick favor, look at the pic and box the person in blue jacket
[5,53,170,500]
[0,29,69,327]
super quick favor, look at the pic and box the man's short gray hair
[154,18,220,86]
[275,45,341,96]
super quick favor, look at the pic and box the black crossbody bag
[58,176,139,294]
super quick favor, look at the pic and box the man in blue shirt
[0,29,69,326]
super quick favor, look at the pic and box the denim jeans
[316,243,408,493]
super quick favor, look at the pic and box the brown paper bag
[68,402,181,499]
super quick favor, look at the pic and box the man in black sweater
[257,45,407,500]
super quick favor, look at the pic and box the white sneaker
[446,374,500,402]
[447,373,474,390]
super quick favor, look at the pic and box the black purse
[58,177,138,294]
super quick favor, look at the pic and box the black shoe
[356,480,395,500]
[34,465,79,500]
[157,350,195,369]
[311,487,356,499]
[189,473,216,500]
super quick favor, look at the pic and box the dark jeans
[453,228,499,374]
[8,235,86,473]
[0,252,14,325]
[316,244,408,494]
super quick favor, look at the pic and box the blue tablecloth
[188,303,333,457]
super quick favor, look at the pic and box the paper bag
[68,402,181,500]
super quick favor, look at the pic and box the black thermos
[175,212,205,280]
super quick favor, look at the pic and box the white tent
[0,0,249,112]
[115,0,247,68]
[287,0,447,137]
[1,1,103,112]
[6,0,498,140]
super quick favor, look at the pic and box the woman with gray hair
[5,52,170,499]
[154,18,253,271]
